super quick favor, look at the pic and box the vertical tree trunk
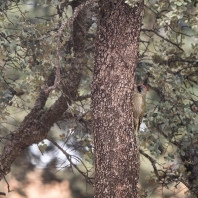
[92,1,144,197]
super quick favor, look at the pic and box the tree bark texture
[0,2,86,181]
[92,1,144,197]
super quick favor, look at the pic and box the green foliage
[136,0,198,196]
[38,141,48,154]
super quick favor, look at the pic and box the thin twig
[3,175,13,193]
[141,28,184,52]
[47,137,94,184]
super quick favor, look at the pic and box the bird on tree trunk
[133,84,148,132]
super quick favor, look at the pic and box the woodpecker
[133,84,147,132]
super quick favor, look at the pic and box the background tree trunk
[92,1,144,197]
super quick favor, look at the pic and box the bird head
[136,84,148,95]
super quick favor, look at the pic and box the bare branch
[0,192,6,196]
[3,175,13,193]
[47,137,94,184]
[141,28,184,52]
[140,149,160,179]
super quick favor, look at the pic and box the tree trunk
[92,1,144,197]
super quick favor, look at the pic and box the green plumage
[133,84,147,132]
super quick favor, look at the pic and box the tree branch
[0,0,89,182]
[0,71,70,181]
[45,0,98,94]
[47,137,94,184]
[141,28,184,52]
[140,149,160,180]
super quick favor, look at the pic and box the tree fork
[0,0,88,183]
[92,1,144,197]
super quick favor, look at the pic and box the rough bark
[0,1,87,181]
[92,1,144,197]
